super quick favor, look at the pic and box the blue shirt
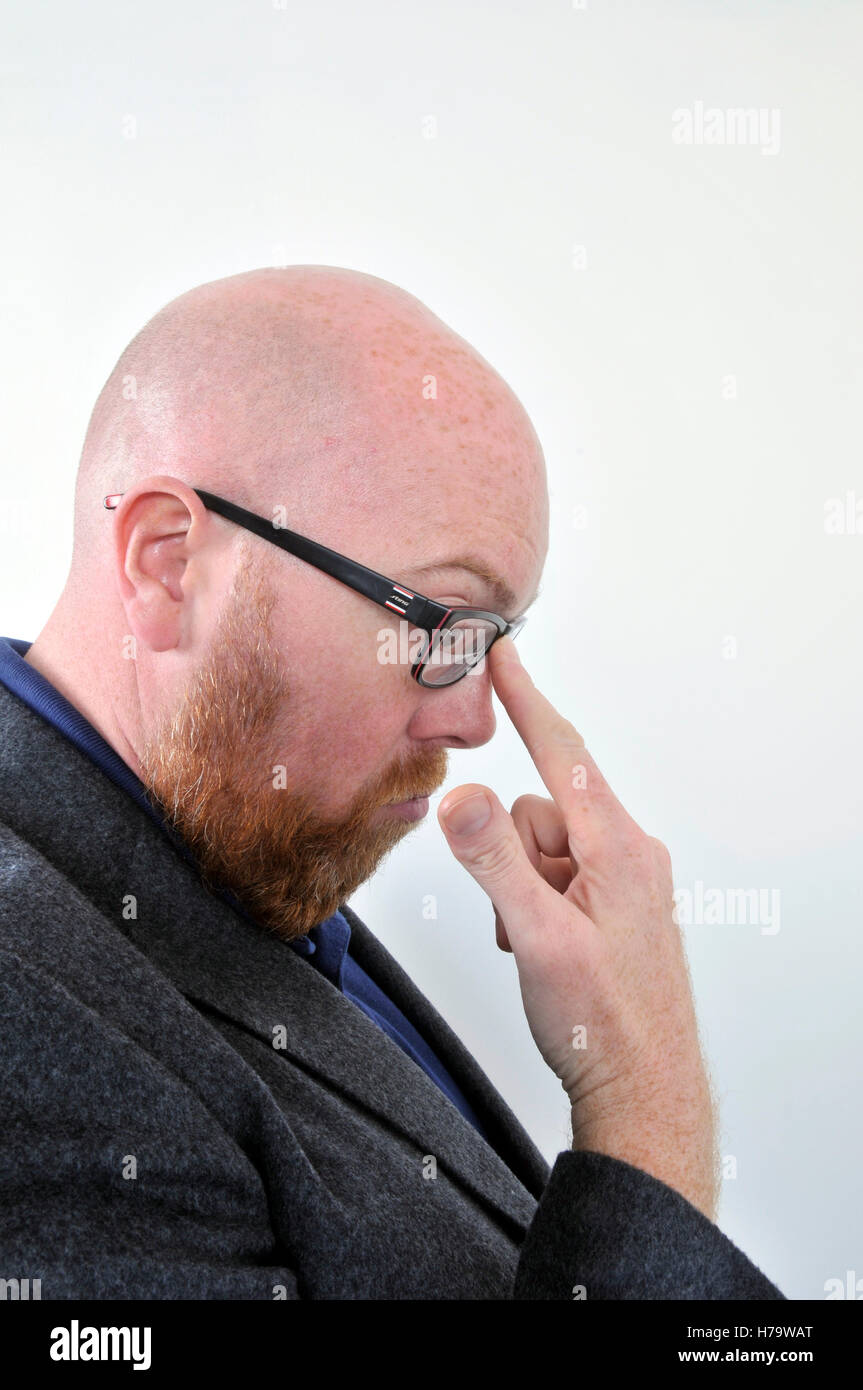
[0,636,491,1143]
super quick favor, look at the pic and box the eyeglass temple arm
[103,489,449,633]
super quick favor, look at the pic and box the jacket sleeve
[512,1148,786,1299]
[0,949,302,1301]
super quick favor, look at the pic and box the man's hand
[437,637,719,1221]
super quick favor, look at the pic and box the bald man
[0,267,784,1300]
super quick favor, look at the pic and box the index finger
[488,636,628,853]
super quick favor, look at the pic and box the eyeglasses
[103,488,527,687]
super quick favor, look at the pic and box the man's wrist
[569,1104,720,1222]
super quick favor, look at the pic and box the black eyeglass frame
[103,487,527,687]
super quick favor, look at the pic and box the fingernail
[442,791,492,836]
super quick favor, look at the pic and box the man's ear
[111,478,211,654]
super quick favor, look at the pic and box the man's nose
[407,661,497,748]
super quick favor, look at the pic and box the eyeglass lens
[419,618,501,686]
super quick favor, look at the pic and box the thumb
[437,784,548,951]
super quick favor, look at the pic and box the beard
[138,548,449,940]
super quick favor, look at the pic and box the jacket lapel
[0,686,549,1238]
[340,900,551,1199]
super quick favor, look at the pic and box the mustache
[354,746,450,815]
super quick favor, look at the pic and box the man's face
[135,348,547,941]
[138,547,452,939]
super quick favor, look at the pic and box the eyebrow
[401,556,540,621]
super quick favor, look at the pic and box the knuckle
[646,835,674,874]
[465,835,521,880]
[620,827,662,880]
[530,716,585,757]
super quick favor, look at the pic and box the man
[0,266,784,1299]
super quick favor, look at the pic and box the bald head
[71,265,546,580]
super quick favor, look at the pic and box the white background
[2,0,861,1300]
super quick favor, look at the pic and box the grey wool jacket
[0,681,786,1300]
